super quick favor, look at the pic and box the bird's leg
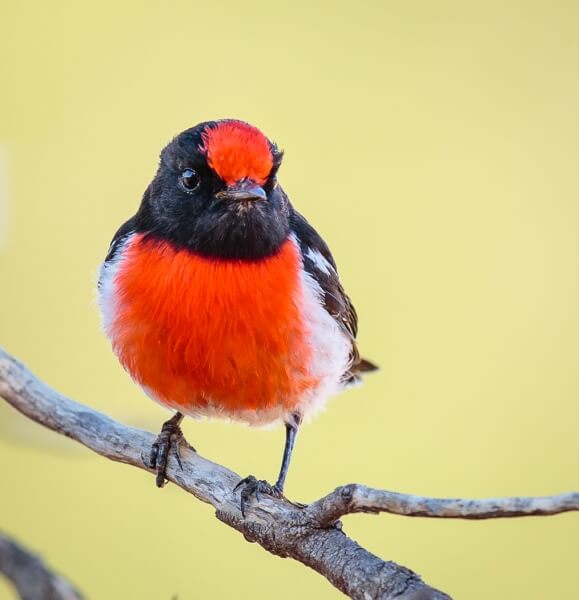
[274,414,301,492]
[146,412,191,488]
[235,412,302,516]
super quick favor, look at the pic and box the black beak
[216,180,267,202]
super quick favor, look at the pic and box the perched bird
[98,119,376,512]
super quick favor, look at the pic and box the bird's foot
[146,414,193,488]
[234,475,283,517]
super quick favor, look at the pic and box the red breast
[109,234,319,416]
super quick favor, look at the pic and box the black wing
[289,208,378,384]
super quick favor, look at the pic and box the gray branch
[0,532,84,600]
[1,347,577,599]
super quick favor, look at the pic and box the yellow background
[1,1,578,598]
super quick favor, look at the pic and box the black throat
[133,183,292,261]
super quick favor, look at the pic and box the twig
[1,346,577,599]
[307,485,579,527]
[0,532,84,600]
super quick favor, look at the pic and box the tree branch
[1,346,577,599]
[0,532,84,600]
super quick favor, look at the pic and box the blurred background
[1,1,579,598]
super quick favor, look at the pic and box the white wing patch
[305,247,335,276]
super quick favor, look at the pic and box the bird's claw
[234,475,282,516]
[146,419,190,487]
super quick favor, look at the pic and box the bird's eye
[180,168,200,192]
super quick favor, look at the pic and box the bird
[98,119,377,513]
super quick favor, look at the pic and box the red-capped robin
[98,120,376,513]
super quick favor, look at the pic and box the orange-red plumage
[201,121,273,185]
[111,234,317,416]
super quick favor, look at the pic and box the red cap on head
[200,121,273,185]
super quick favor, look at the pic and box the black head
[133,120,290,260]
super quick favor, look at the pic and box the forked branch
[1,346,577,600]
